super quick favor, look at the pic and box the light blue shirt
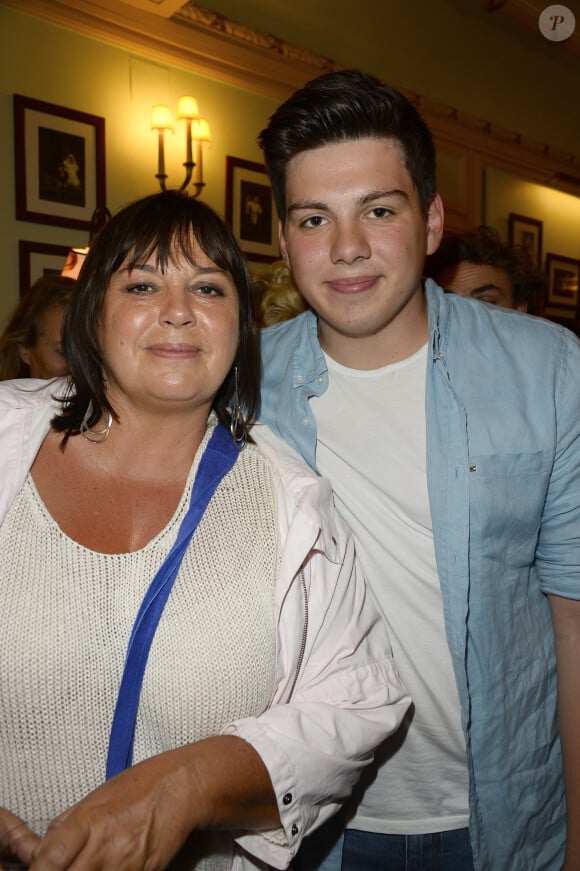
[259,279,580,870]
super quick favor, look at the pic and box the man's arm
[548,594,580,871]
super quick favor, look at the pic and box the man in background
[426,224,546,313]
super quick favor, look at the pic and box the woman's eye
[196,284,223,297]
[126,282,154,294]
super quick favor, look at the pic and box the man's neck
[318,292,429,370]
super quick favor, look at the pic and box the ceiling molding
[0,0,334,99]
[111,0,190,17]
[176,3,335,75]
[411,92,580,194]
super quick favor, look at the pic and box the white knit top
[0,420,279,870]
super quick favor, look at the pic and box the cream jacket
[0,379,409,870]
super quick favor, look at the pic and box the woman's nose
[159,286,196,327]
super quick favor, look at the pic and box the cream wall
[0,6,279,325]
[485,167,580,264]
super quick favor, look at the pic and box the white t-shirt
[312,343,469,834]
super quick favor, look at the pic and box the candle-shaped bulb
[151,104,173,131]
[176,96,199,120]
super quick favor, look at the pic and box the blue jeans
[296,819,474,871]
[341,828,474,871]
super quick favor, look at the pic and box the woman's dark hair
[258,68,437,221]
[0,275,75,380]
[52,190,260,440]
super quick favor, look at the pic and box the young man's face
[279,137,443,367]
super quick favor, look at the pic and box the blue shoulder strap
[106,423,239,779]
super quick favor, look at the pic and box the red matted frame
[18,240,70,295]
[508,212,543,269]
[225,156,279,263]
[14,94,106,231]
[544,252,580,332]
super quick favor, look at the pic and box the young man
[426,224,546,313]
[257,69,580,871]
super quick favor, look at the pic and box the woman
[0,275,75,380]
[0,191,409,871]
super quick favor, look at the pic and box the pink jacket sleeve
[224,426,410,869]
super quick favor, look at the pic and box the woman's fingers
[0,809,42,868]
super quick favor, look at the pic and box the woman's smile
[146,342,200,358]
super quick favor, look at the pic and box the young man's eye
[368,207,392,219]
[301,215,326,229]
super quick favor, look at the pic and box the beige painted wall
[485,167,580,263]
[0,6,279,325]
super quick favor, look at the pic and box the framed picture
[508,213,543,268]
[544,252,580,325]
[14,94,106,230]
[18,240,69,295]
[225,156,279,262]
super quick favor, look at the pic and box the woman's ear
[18,344,31,366]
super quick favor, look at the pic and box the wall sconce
[151,96,211,198]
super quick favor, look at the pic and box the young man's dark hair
[258,69,437,221]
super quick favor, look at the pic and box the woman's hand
[28,737,278,871]
[28,748,199,871]
[0,808,41,869]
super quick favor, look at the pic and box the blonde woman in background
[252,260,309,328]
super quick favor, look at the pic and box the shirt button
[283,793,292,805]
[317,376,323,384]
[302,417,310,427]
[296,375,304,383]
[291,824,299,836]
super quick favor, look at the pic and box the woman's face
[99,239,240,416]
[19,303,68,379]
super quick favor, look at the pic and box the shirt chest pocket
[468,450,551,562]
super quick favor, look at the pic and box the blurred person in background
[0,275,75,380]
[252,260,309,328]
[426,225,546,314]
